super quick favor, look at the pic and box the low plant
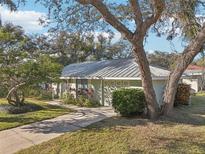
[39,90,53,100]
[62,93,100,107]
[0,86,8,98]
[24,87,53,100]
[62,92,76,105]
[77,95,101,107]
[112,88,146,116]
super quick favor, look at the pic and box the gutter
[60,76,169,80]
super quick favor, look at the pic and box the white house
[60,58,170,106]
[183,65,205,92]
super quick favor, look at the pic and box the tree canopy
[0,24,62,106]
[35,30,132,66]
[147,51,179,70]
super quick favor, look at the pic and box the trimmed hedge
[112,88,146,116]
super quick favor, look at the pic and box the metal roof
[61,58,170,80]
[185,69,204,75]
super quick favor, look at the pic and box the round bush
[112,88,146,116]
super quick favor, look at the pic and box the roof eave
[60,76,169,80]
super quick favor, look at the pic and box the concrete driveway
[0,102,116,154]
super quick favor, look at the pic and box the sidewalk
[0,101,116,154]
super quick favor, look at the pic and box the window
[76,79,88,89]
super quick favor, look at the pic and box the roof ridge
[62,58,170,79]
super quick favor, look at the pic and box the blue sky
[0,0,185,53]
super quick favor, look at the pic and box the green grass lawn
[17,96,205,154]
[196,91,205,96]
[0,98,73,131]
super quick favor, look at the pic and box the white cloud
[112,31,122,43]
[92,31,122,43]
[0,6,46,33]
[146,50,155,53]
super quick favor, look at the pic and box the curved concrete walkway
[0,101,116,154]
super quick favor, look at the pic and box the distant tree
[38,31,131,66]
[0,0,25,11]
[0,24,61,106]
[147,51,179,70]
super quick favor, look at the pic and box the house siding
[60,79,166,106]
[103,80,142,106]
[152,80,166,105]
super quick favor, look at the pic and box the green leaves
[0,24,62,97]
[112,88,146,116]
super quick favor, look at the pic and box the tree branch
[6,82,26,100]
[129,0,143,27]
[178,23,205,67]
[77,0,134,42]
[142,0,165,36]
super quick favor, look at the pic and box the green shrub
[62,93,101,107]
[84,99,101,107]
[24,88,41,97]
[112,88,146,116]
[62,92,76,105]
[0,86,8,98]
[76,95,101,107]
[23,86,53,100]
[76,95,86,107]
[39,90,53,100]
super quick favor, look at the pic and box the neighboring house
[60,58,170,106]
[183,65,205,92]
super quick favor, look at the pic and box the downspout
[0,12,2,27]
[75,79,78,99]
[101,79,104,106]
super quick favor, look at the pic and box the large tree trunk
[162,24,205,115]
[133,43,159,119]
[161,69,184,115]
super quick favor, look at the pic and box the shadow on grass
[87,96,205,131]
[0,100,73,131]
[157,97,205,126]
[20,96,204,135]
[20,109,108,134]
[7,96,205,135]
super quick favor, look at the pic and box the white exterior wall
[92,79,166,106]
[152,80,166,105]
[182,78,199,92]
[60,79,77,98]
[89,79,103,105]
[60,79,167,106]
[103,80,142,106]
[182,74,205,92]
